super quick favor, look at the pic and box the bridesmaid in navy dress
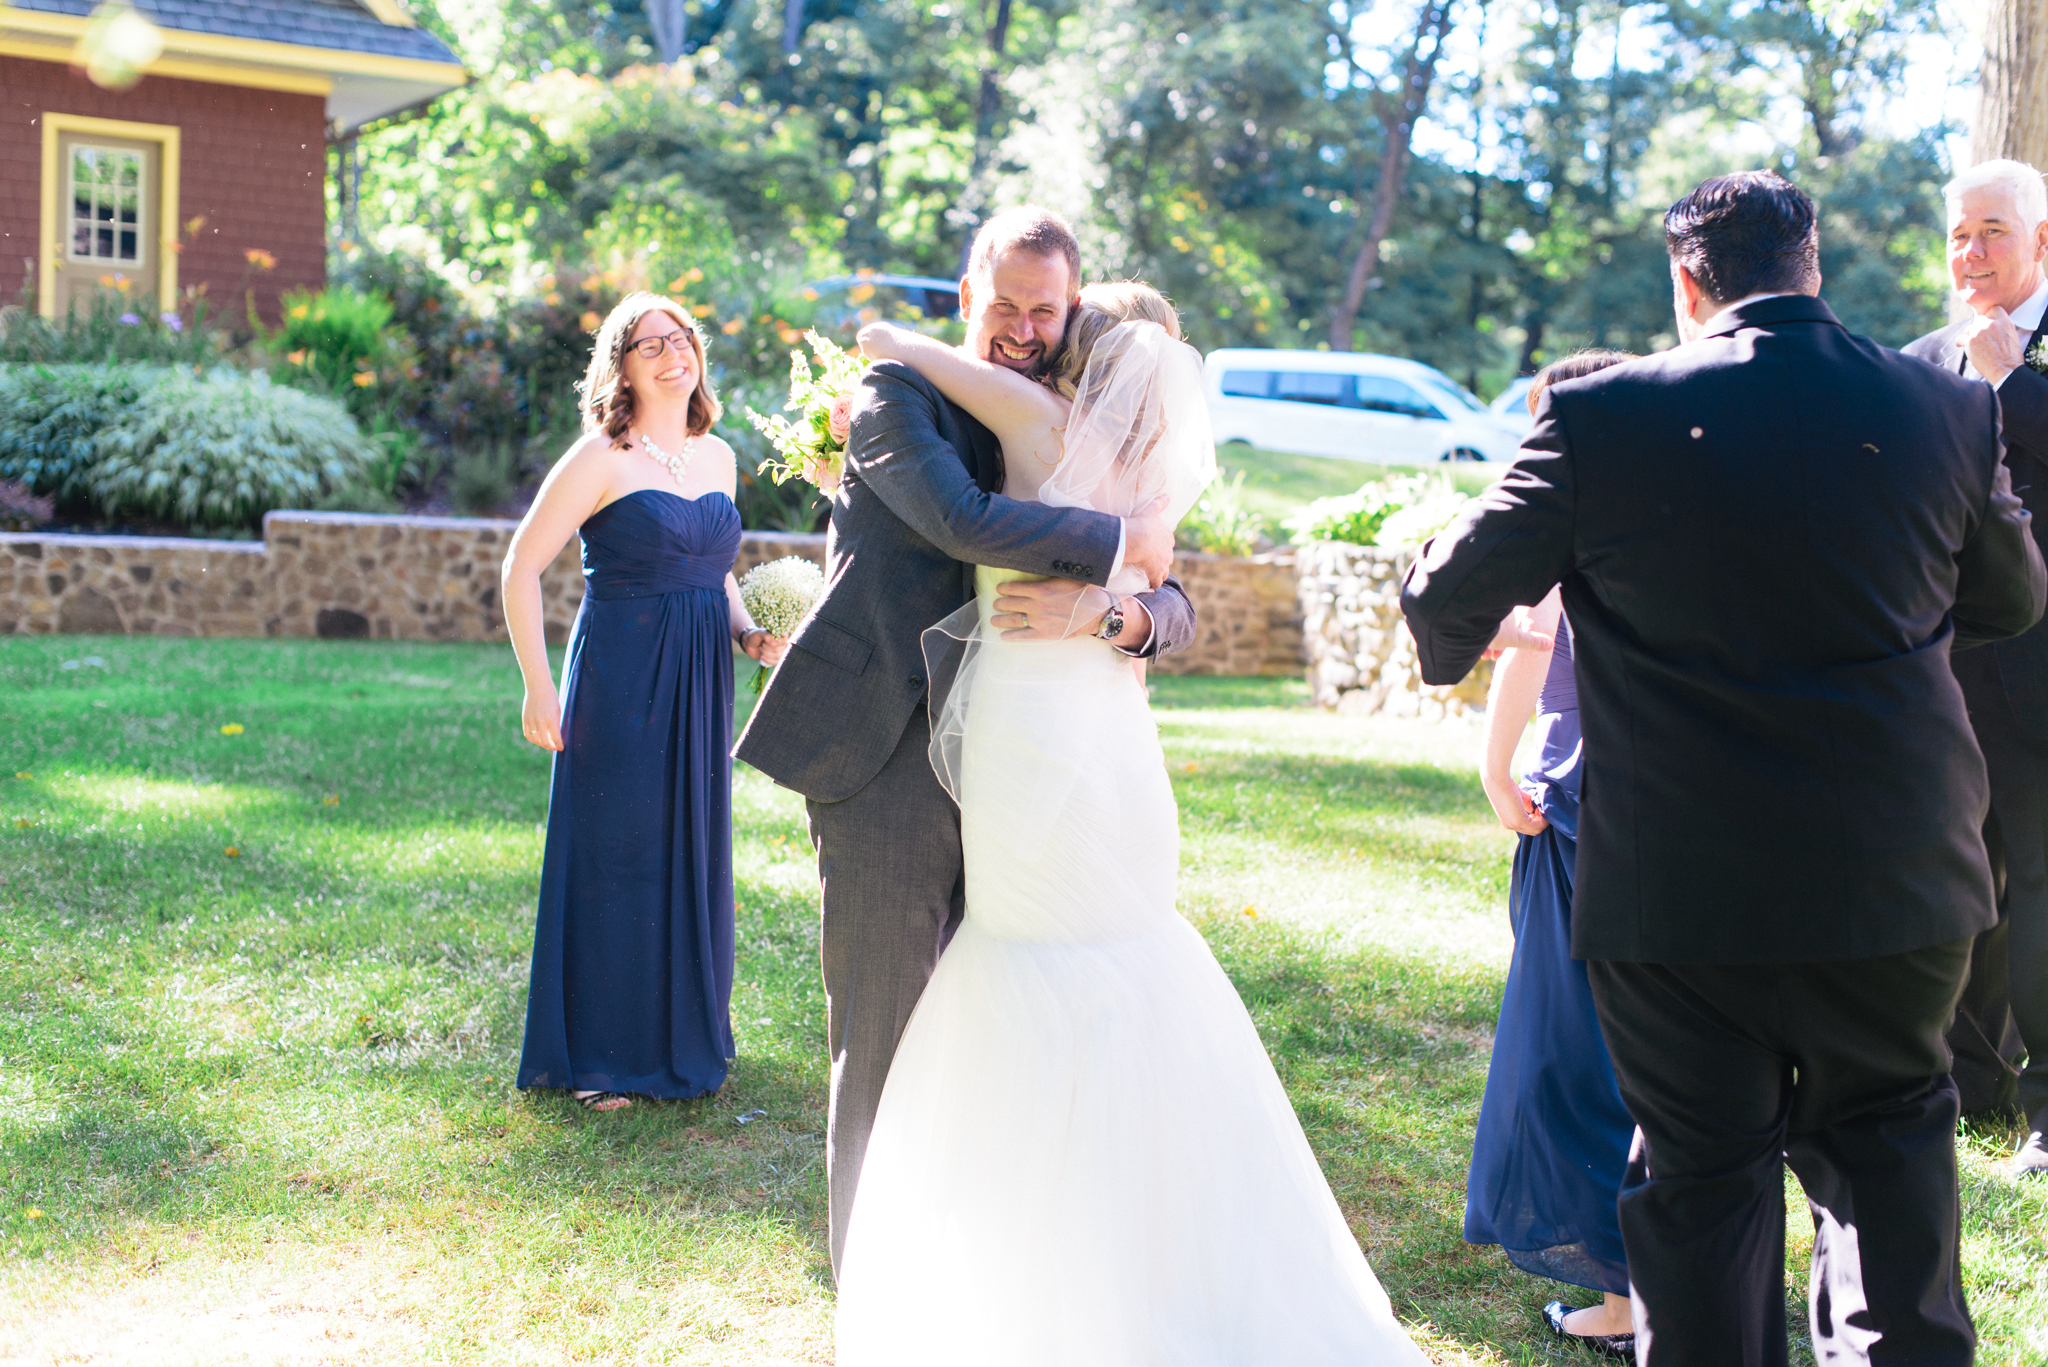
[1464,351,1640,1356]
[500,291,788,1112]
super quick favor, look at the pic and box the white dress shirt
[1966,276,2048,387]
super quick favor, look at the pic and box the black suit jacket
[1402,295,2046,964]
[1904,313,2048,746]
[735,361,1195,803]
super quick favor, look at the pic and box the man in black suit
[1903,158,2048,1178]
[1402,171,2046,1366]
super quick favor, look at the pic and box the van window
[1274,372,1351,406]
[1417,374,1488,413]
[1219,370,1271,398]
[1355,375,1442,419]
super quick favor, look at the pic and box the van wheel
[1440,447,1485,463]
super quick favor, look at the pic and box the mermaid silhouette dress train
[516,489,743,1100]
[1462,615,1635,1296]
[833,566,1431,1366]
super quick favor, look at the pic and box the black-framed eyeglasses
[628,330,694,361]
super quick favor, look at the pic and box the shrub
[0,363,161,508]
[1177,471,1266,556]
[0,478,53,531]
[89,369,377,530]
[0,289,220,367]
[275,285,398,395]
[1284,472,1471,549]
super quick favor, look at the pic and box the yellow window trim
[352,0,418,30]
[38,113,182,320]
[0,5,465,84]
[0,36,334,95]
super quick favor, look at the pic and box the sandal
[573,1090,635,1112]
[1543,1300,1636,1361]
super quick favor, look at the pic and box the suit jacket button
[908,675,925,689]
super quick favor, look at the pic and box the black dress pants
[1950,646,2048,1128]
[1586,940,1974,1367]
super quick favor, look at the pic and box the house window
[69,145,145,265]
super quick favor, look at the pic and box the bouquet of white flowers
[739,555,825,691]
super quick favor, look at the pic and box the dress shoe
[1543,1299,1636,1361]
[2011,1131,2048,1179]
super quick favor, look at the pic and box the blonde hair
[579,291,722,444]
[1053,281,1182,399]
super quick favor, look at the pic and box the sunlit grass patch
[0,641,2040,1364]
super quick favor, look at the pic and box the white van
[1203,349,1523,463]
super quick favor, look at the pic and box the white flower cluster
[740,556,825,638]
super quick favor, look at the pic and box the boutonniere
[2026,339,2048,377]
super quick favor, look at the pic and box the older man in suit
[734,206,1195,1274]
[1403,171,2045,1365]
[1903,158,2048,1179]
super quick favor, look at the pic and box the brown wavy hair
[1527,348,1637,415]
[579,292,722,444]
[1052,281,1182,399]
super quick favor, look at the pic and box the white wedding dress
[832,563,1432,1365]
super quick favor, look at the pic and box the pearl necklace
[637,430,696,485]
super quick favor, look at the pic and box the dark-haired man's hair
[1528,348,1638,415]
[966,206,1083,290]
[1663,170,1820,304]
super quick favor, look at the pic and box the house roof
[10,0,458,65]
[0,0,466,132]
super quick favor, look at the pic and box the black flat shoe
[1543,1300,1636,1361]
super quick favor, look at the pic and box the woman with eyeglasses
[502,291,788,1113]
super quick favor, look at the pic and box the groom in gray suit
[734,206,1196,1271]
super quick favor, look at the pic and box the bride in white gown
[837,286,1432,1367]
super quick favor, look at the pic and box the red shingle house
[0,0,463,322]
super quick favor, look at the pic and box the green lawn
[1216,445,1505,532]
[1,637,2042,1365]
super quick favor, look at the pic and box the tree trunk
[953,0,1014,276]
[1328,0,1455,351]
[1976,0,2048,167]
[648,0,687,64]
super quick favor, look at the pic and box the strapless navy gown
[517,489,742,1100]
[1463,617,1634,1296]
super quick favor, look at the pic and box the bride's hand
[856,320,913,361]
[993,579,1113,640]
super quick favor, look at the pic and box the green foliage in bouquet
[745,331,868,490]
[88,369,378,531]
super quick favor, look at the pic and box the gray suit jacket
[734,360,1196,803]
[1904,314,2048,744]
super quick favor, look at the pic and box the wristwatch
[1095,599,1126,642]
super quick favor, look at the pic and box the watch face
[1100,610,1124,640]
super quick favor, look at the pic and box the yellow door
[51,131,160,318]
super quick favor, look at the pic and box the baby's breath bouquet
[745,331,869,493]
[739,555,825,692]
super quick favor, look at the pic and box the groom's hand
[1123,499,1174,589]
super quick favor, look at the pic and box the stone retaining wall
[1296,539,1491,718]
[0,513,1303,678]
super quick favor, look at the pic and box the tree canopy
[340,0,1959,398]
